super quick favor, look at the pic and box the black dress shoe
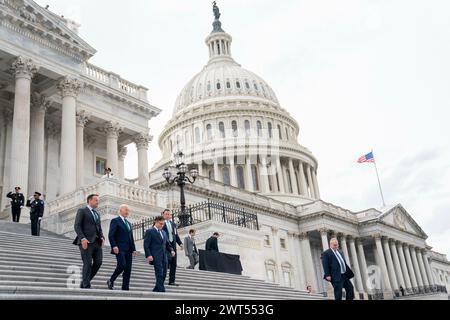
[107,280,114,290]
[168,283,179,286]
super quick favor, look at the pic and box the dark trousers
[332,274,354,300]
[11,206,21,223]
[79,240,103,288]
[167,241,177,283]
[110,252,133,290]
[30,217,40,236]
[153,256,168,292]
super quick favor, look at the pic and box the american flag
[357,152,375,163]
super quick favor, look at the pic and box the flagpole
[372,149,386,207]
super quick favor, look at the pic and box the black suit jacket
[26,199,44,218]
[205,236,219,252]
[108,216,136,254]
[162,220,182,248]
[143,227,174,265]
[7,192,24,207]
[322,248,354,284]
[73,206,104,245]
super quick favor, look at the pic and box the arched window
[169,139,173,153]
[207,82,211,92]
[278,124,282,140]
[195,127,201,143]
[206,124,212,140]
[216,82,221,90]
[254,83,258,91]
[282,263,293,287]
[222,167,230,185]
[219,122,225,138]
[236,81,241,89]
[232,120,238,137]
[286,169,293,193]
[251,165,259,191]
[176,135,181,149]
[208,170,214,180]
[184,130,189,148]
[257,121,262,137]
[226,81,231,89]
[265,260,277,283]
[268,122,273,138]
[245,81,250,89]
[236,166,245,189]
[245,120,251,137]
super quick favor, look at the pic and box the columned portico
[356,238,369,293]
[76,111,89,187]
[134,133,151,187]
[403,243,418,292]
[348,236,364,293]
[374,234,393,294]
[410,245,424,291]
[397,241,413,292]
[421,250,435,287]
[416,248,430,288]
[299,232,318,290]
[389,239,406,288]
[58,77,81,195]
[10,56,38,197]
[382,237,399,292]
[28,93,49,195]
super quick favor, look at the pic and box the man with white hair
[322,237,355,300]
[107,204,138,290]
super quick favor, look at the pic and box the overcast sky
[35,0,450,257]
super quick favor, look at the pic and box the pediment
[379,204,427,238]
[0,0,96,61]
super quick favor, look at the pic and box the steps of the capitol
[0,223,326,300]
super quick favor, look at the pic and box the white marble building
[0,1,448,299]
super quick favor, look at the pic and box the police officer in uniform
[6,187,25,223]
[26,192,44,236]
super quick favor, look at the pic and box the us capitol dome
[151,6,320,206]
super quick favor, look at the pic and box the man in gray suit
[73,194,105,289]
[184,229,199,269]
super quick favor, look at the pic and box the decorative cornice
[373,233,382,241]
[319,228,328,236]
[31,92,50,113]
[298,232,309,241]
[134,132,153,150]
[11,56,38,80]
[76,110,90,128]
[58,77,82,98]
[103,121,123,138]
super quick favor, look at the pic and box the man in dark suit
[205,232,220,252]
[162,209,183,286]
[73,194,105,289]
[107,204,138,291]
[6,187,24,223]
[26,192,44,236]
[184,229,199,269]
[322,237,355,300]
[144,216,175,292]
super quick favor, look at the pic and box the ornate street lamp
[162,151,198,227]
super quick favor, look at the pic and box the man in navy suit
[144,216,176,292]
[322,237,355,300]
[107,204,138,291]
[162,209,183,286]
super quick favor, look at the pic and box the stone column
[311,167,320,199]
[118,146,127,179]
[389,239,406,288]
[397,241,413,292]
[299,232,318,291]
[58,77,81,195]
[421,250,435,286]
[214,158,222,183]
[297,161,308,196]
[382,237,399,292]
[374,234,393,293]
[319,228,329,251]
[275,157,285,193]
[339,234,350,269]
[291,233,307,290]
[416,248,430,288]
[76,111,89,187]
[259,156,270,193]
[306,164,315,198]
[356,238,370,293]
[288,158,299,194]
[1,108,13,207]
[348,237,364,293]
[403,243,418,292]
[245,155,253,192]
[10,56,38,197]
[134,133,151,187]
[229,156,237,187]
[104,121,122,176]
[410,245,424,291]
[28,93,49,195]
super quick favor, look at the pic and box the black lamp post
[162,151,198,228]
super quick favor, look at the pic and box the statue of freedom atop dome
[212,1,221,20]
